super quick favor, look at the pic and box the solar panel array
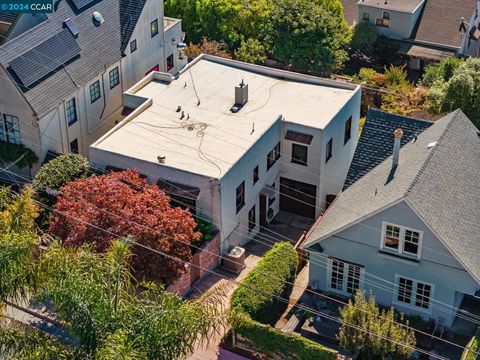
[70,0,96,10]
[9,29,81,87]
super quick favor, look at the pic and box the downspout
[99,64,108,119]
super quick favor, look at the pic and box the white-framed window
[0,113,21,144]
[381,222,423,259]
[109,67,120,89]
[66,98,77,126]
[327,258,364,296]
[89,80,101,103]
[394,275,434,312]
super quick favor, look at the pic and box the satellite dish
[92,11,104,26]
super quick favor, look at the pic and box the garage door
[280,177,317,219]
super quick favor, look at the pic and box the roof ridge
[404,110,460,197]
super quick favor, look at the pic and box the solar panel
[70,0,96,10]
[9,29,81,87]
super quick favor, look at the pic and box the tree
[0,141,38,169]
[350,22,377,53]
[32,154,90,199]
[383,65,409,87]
[338,291,416,360]
[270,0,351,75]
[49,170,201,284]
[234,38,267,64]
[421,56,462,87]
[184,37,232,61]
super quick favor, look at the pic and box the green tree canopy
[338,291,416,360]
[350,22,378,53]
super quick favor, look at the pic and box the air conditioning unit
[222,246,245,274]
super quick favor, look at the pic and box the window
[109,67,120,89]
[130,39,137,53]
[328,258,364,296]
[363,12,370,21]
[383,11,390,19]
[267,142,281,170]
[381,222,423,258]
[236,181,245,213]
[268,182,276,206]
[248,205,256,232]
[253,165,259,184]
[145,64,160,76]
[395,276,433,311]
[325,138,333,163]
[65,98,77,126]
[167,54,174,71]
[344,116,352,144]
[0,114,21,144]
[89,80,101,103]
[70,138,79,154]
[151,19,158,37]
[376,18,390,27]
[291,143,308,165]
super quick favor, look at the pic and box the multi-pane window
[344,116,352,144]
[130,39,137,53]
[151,19,159,37]
[90,80,101,103]
[396,276,433,311]
[376,18,390,27]
[328,258,363,296]
[291,143,308,165]
[267,142,281,170]
[325,138,333,163]
[0,114,21,144]
[70,138,79,154]
[382,223,422,258]
[66,98,77,126]
[248,205,256,232]
[253,165,259,184]
[167,54,174,71]
[109,67,120,89]
[236,181,245,213]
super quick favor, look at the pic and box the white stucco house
[302,108,480,330]
[341,0,480,70]
[89,55,361,254]
[0,0,187,182]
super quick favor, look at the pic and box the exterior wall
[357,2,424,40]
[220,119,282,253]
[164,18,188,74]
[0,66,41,178]
[461,0,480,56]
[318,87,361,214]
[121,0,166,89]
[308,201,479,327]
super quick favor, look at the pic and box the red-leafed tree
[49,170,200,284]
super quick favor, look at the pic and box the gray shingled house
[302,108,480,330]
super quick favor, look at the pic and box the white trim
[380,221,423,260]
[326,257,365,297]
[393,274,435,315]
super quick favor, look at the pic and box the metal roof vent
[235,79,248,106]
[157,155,166,164]
[92,11,104,26]
[427,141,437,149]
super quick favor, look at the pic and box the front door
[259,194,267,227]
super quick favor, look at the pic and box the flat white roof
[92,55,358,178]
[358,0,424,13]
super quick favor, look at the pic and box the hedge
[231,313,336,360]
[230,242,297,324]
[32,154,90,196]
[462,330,479,360]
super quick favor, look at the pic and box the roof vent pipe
[235,79,248,106]
[392,128,403,168]
[157,155,166,164]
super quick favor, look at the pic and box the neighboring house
[302,108,480,328]
[341,0,480,70]
[0,0,186,182]
[89,54,361,254]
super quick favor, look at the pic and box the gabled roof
[0,0,147,117]
[304,110,480,282]
[120,0,148,54]
[410,0,477,48]
[344,109,432,189]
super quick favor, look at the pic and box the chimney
[235,79,248,106]
[392,128,403,168]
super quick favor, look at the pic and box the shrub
[183,37,232,61]
[373,36,401,66]
[421,56,462,87]
[350,22,377,52]
[230,312,336,360]
[354,68,377,86]
[463,331,479,360]
[32,154,90,197]
[230,242,297,324]
[384,65,409,87]
[0,141,38,169]
[234,38,267,64]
